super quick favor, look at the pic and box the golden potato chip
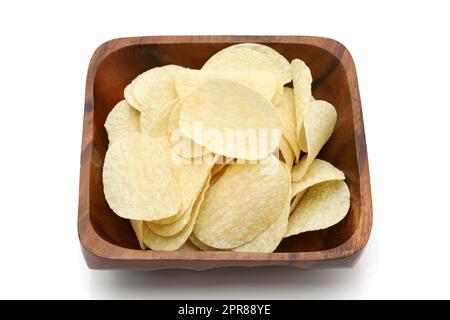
[179,79,281,160]
[292,59,312,140]
[104,100,140,144]
[289,190,305,214]
[279,136,295,170]
[128,65,185,112]
[175,69,278,102]
[142,174,211,250]
[202,47,282,104]
[193,156,290,249]
[233,176,291,253]
[103,133,180,221]
[130,220,146,249]
[292,159,344,198]
[291,100,337,182]
[285,180,350,237]
[140,99,177,138]
[177,240,200,252]
[276,87,300,160]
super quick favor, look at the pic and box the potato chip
[193,156,290,249]
[292,59,312,141]
[291,159,344,198]
[232,43,292,85]
[233,175,291,253]
[103,133,180,220]
[285,180,350,237]
[291,100,337,181]
[128,65,185,112]
[276,87,300,159]
[130,220,146,249]
[140,99,177,138]
[104,100,140,144]
[279,136,295,170]
[179,79,281,160]
[202,47,282,104]
[142,174,211,250]
[289,190,305,214]
[175,69,279,103]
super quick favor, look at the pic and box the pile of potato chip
[102,43,350,253]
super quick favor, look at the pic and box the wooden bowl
[78,36,372,270]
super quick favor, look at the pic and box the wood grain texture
[78,36,372,270]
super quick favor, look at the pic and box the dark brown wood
[78,36,372,270]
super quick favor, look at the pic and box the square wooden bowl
[78,36,372,270]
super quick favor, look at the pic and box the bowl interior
[89,41,360,252]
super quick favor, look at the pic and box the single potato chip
[292,59,313,141]
[285,180,350,237]
[276,87,300,159]
[193,156,290,249]
[128,65,185,112]
[179,79,281,160]
[103,133,181,221]
[130,220,146,249]
[175,69,279,103]
[202,47,282,104]
[233,43,292,85]
[142,174,211,250]
[233,174,291,253]
[291,100,337,182]
[104,100,140,144]
[291,159,344,199]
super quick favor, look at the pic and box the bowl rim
[78,35,372,265]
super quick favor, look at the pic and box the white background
[0,0,449,299]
